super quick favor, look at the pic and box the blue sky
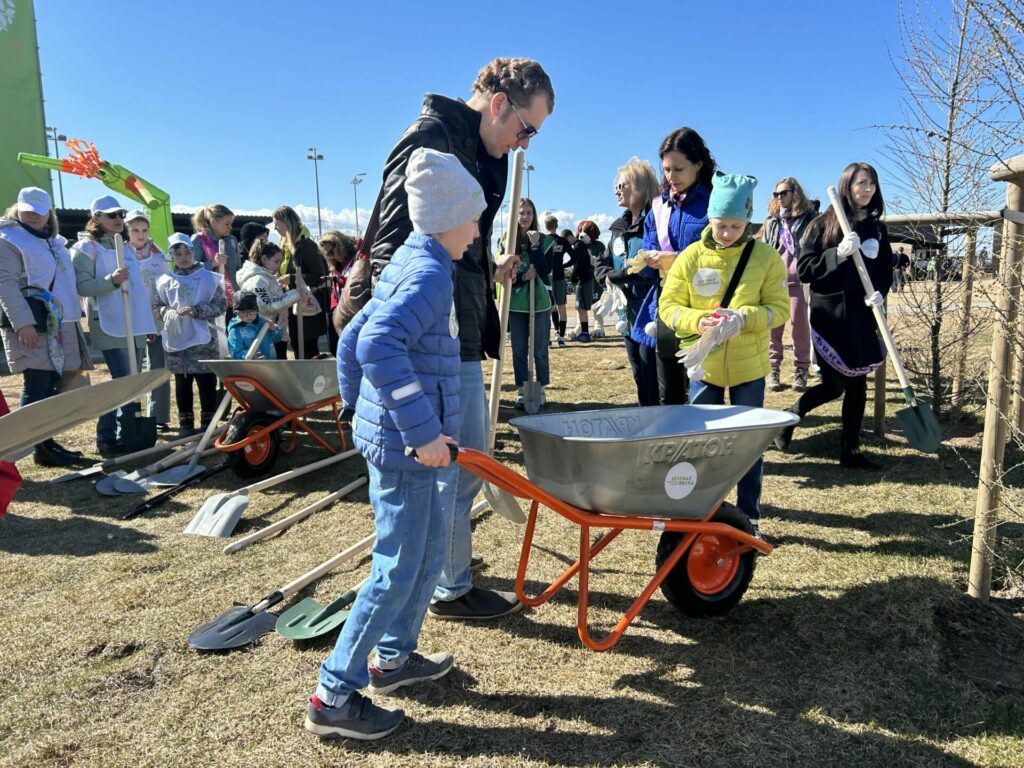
[35,0,915,240]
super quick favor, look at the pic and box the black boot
[179,413,195,435]
[199,411,214,433]
[840,438,878,469]
[48,439,84,460]
[773,403,801,450]
[34,440,77,467]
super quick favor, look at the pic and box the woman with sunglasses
[633,127,716,406]
[71,195,157,456]
[757,178,817,393]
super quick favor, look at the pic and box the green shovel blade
[276,587,360,640]
[897,387,942,454]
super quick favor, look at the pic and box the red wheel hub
[686,533,740,595]
[242,425,271,464]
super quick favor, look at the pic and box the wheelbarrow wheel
[225,411,280,479]
[656,502,757,619]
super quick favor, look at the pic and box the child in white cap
[305,147,485,741]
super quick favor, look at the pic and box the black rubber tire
[224,411,280,478]
[656,502,757,619]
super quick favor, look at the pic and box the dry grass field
[2,295,1023,767]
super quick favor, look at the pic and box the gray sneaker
[792,368,808,392]
[304,692,403,740]
[767,367,782,391]
[368,651,453,694]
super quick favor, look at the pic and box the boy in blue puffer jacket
[306,148,486,741]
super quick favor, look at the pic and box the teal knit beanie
[707,172,757,221]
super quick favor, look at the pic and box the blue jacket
[641,184,711,255]
[338,232,460,471]
[227,316,283,359]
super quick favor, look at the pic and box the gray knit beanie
[406,148,486,234]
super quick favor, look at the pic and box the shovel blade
[482,481,526,524]
[523,382,543,415]
[187,604,277,651]
[276,588,359,640]
[95,471,128,496]
[184,493,248,537]
[896,402,942,454]
[53,465,104,483]
[149,463,205,487]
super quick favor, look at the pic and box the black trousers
[656,351,689,405]
[795,357,868,449]
[624,336,660,406]
[175,373,217,418]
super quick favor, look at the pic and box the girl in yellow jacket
[659,173,789,534]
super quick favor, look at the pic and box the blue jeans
[315,460,456,704]
[433,361,485,602]
[145,336,171,424]
[508,310,550,387]
[20,368,60,407]
[98,346,140,442]
[689,377,766,523]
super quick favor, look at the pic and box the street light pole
[306,147,324,238]
[45,126,67,208]
[525,163,535,200]
[351,173,366,236]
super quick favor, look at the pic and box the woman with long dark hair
[635,127,716,405]
[272,205,326,359]
[774,162,894,468]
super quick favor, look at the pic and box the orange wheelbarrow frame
[455,447,772,652]
[213,375,347,460]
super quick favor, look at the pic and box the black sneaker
[96,440,126,458]
[470,554,486,572]
[368,651,453,694]
[47,439,84,460]
[156,423,173,434]
[428,586,522,621]
[840,448,878,470]
[304,692,403,740]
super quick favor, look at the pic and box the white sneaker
[592,327,606,339]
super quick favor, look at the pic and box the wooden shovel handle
[114,234,138,377]
[253,531,377,612]
[826,187,914,395]
[223,476,368,554]
[239,447,358,496]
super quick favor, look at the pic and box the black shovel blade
[187,604,277,651]
[119,414,157,453]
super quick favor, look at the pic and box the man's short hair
[543,214,558,231]
[472,58,555,113]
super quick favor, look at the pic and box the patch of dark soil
[935,594,1024,692]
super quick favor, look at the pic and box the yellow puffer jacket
[659,227,789,387]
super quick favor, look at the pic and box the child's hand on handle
[213,251,228,269]
[110,267,130,286]
[409,435,457,467]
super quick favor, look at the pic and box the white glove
[580,233,592,245]
[163,311,182,337]
[677,322,727,381]
[837,232,861,261]
[644,320,657,337]
[864,291,884,308]
[615,319,629,335]
[527,231,541,246]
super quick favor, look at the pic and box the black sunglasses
[508,98,538,142]
[102,211,127,219]
[772,190,793,199]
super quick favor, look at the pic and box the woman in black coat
[272,206,326,359]
[775,162,894,469]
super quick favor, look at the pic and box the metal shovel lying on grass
[93,430,224,496]
[187,531,376,651]
[222,475,368,554]
[55,430,199,484]
[827,186,942,453]
[184,448,359,537]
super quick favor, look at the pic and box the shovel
[147,323,270,487]
[53,429,199,484]
[122,461,229,520]
[276,577,370,641]
[187,531,377,651]
[107,441,224,495]
[523,278,543,414]
[114,234,157,453]
[223,475,368,554]
[827,187,941,453]
[184,448,359,537]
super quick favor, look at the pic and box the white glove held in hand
[644,320,657,337]
[163,311,182,337]
[714,308,744,340]
[837,232,861,261]
[864,291,884,308]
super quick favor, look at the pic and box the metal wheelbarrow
[205,359,347,479]
[449,404,799,651]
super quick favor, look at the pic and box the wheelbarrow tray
[510,404,798,520]
[203,359,339,412]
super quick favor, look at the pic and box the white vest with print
[0,224,80,325]
[154,269,220,352]
[76,239,157,337]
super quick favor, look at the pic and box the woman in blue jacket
[634,127,716,405]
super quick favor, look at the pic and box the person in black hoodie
[543,214,572,345]
[774,162,894,468]
[569,220,602,341]
[596,158,661,405]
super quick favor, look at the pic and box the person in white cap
[125,209,171,432]
[306,148,485,741]
[0,187,93,466]
[70,195,157,456]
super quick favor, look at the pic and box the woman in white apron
[155,233,227,434]
[0,187,93,466]
[71,195,156,457]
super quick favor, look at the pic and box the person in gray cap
[307,148,485,741]
[0,187,93,466]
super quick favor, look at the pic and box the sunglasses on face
[615,183,631,192]
[772,190,793,199]
[102,211,126,219]
[508,98,538,142]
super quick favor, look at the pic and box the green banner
[0,0,52,208]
